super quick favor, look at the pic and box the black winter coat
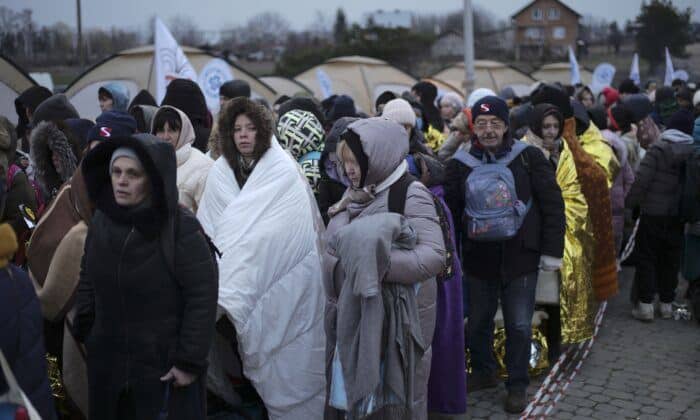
[444,144,565,281]
[0,264,56,420]
[626,129,695,217]
[75,134,218,420]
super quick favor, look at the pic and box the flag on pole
[568,46,581,85]
[198,58,234,113]
[591,63,616,95]
[663,47,674,86]
[316,68,333,99]
[630,53,640,86]
[154,17,197,104]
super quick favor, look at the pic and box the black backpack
[388,173,455,282]
[680,147,700,223]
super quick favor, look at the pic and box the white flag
[630,53,640,86]
[568,46,581,85]
[198,58,233,113]
[672,69,689,82]
[316,68,333,99]
[591,63,616,95]
[154,17,197,104]
[663,47,674,87]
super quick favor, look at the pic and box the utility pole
[463,0,475,98]
[76,0,84,66]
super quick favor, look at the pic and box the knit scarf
[234,154,257,188]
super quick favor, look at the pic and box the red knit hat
[600,87,620,108]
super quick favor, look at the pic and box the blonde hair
[336,139,350,161]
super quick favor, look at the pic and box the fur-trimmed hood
[30,121,82,195]
[218,97,273,170]
[0,116,17,177]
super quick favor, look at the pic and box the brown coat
[26,166,93,417]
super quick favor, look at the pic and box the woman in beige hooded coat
[152,106,214,213]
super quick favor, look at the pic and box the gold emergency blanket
[465,327,550,378]
[523,130,595,343]
[424,125,446,152]
[556,137,596,343]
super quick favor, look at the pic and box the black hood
[128,89,158,111]
[82,133,178,221]
[31,94,79,127]
[220,80,251,99]
[412,81,444,132]
[621,93,653,122]
[587,105,608,131]
[161,79,208,126]
[571,100,590,136]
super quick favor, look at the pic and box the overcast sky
[2,0,698,32]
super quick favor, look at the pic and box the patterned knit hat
[277,109,325,160]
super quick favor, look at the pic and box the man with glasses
[444,96,565,414]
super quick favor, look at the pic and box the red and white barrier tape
[520,301,608,419]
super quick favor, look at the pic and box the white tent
[295,56,417,114]
[431,60,535,98]
[260,76,312,99]
[64,46,276,120]
[0,54,38,125]
[531,62,594,86]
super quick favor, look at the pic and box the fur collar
[30,121,81,196]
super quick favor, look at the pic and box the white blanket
[198,140,326,419]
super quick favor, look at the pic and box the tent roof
[431,60,535,94]
[326,56,388,65]
[295,55,417,113]
[0,54,37,94]
[260,76,312,98]
[64,45,276,120]
[0,54,37,125]
[531,62,594,85]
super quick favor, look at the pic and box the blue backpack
[453,141,532,241]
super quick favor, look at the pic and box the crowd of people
[1,69,699,420]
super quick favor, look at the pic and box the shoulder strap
[388,172,417,215]
[499,140,531,166]
[452,148,482,169]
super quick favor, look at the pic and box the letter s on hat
[480,103,491,112]
[100,127,112,137]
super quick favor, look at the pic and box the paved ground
[465,268,700,419]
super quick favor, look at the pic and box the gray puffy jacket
[323,118,446,419]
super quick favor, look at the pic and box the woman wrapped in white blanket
[197,98,326,419]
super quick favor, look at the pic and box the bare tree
[168,15,203,46]
[244,12,290,43]
[307,9,332,39]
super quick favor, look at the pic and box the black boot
[504,388,528,414]
[466,371,500,392]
